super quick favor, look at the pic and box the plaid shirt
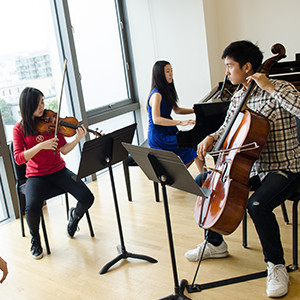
[211,79,300,180]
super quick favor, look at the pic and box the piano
[177,54,300,150]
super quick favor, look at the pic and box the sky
[0,0,50,57]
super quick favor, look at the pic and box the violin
[36,109,102,137]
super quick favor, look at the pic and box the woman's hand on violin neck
[246,73,275,94]
[197,136,214,161]
[75,124,87,141]
[60,125,87,155]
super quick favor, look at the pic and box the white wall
[203,0,300,85]
[125,0,210,137]
[125,0,300,138]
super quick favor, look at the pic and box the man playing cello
[185,40,300,298]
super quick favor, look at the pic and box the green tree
[45,98,58,111]
[0,98,15,125]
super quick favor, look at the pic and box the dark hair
[221,40,263,72]
[149,60,178,108]
[19,87,44,136]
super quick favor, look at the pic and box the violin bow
[54,58,68,139]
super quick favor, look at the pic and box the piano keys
[176,78,238,150]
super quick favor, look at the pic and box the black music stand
[122,143,210,300]
[74,124,157,275]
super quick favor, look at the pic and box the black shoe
[67,208,80,238]
[30,236,43,259]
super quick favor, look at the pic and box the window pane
[68,0,128,111]
[88,112,137,175]
[0,159,9,223]
[89,112,136,137]
[0,0,70,142]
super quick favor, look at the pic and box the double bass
[194,43,286,235]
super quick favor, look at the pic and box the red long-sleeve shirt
[13,122,67,178]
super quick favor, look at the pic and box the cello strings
[202,142,259,174]
[208,142,259,156]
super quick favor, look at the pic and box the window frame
[0,0,144,222]
[51,0,140,134]
[0,112,18,222]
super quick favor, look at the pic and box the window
[68,0,129,111]
[0,0,66,143]
[0,173,9,223]
[0,0,139,222]
[0,0,70,221]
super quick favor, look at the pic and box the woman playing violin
[13,87,94,260]
[185,41,300,298]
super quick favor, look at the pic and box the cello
[194,43,286,235]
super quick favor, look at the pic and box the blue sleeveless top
[147,88,197,164]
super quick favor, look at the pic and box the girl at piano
[147,60,204,173]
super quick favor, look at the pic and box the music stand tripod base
[122,144,209,300]
[99,162,157,274]
[99,144,157,274]
[158,279,191,300]
[74,124,157,275]
[99,244,157,274]
[187,265,297,293]
[187,230,298,293]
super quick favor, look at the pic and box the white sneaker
[266,262,289,298]
[185,241,229,262]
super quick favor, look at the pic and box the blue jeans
[195,170,300,265]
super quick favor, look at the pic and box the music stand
[122,143,210,300]
[74,124,157,275]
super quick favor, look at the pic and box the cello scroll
[259,43,286,74]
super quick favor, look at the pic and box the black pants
[195,170,300,265]
[25,167,94,237]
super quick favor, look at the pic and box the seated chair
[242,119,300,270]
[242,192,299,270]
[243,117,300,270]
[123,139,160,202]
[9,142,94,255]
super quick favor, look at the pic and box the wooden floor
[0,163,299,299]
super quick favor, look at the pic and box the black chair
[242,201,289,248]
[9,142,94,255]
[123,139,160,202]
